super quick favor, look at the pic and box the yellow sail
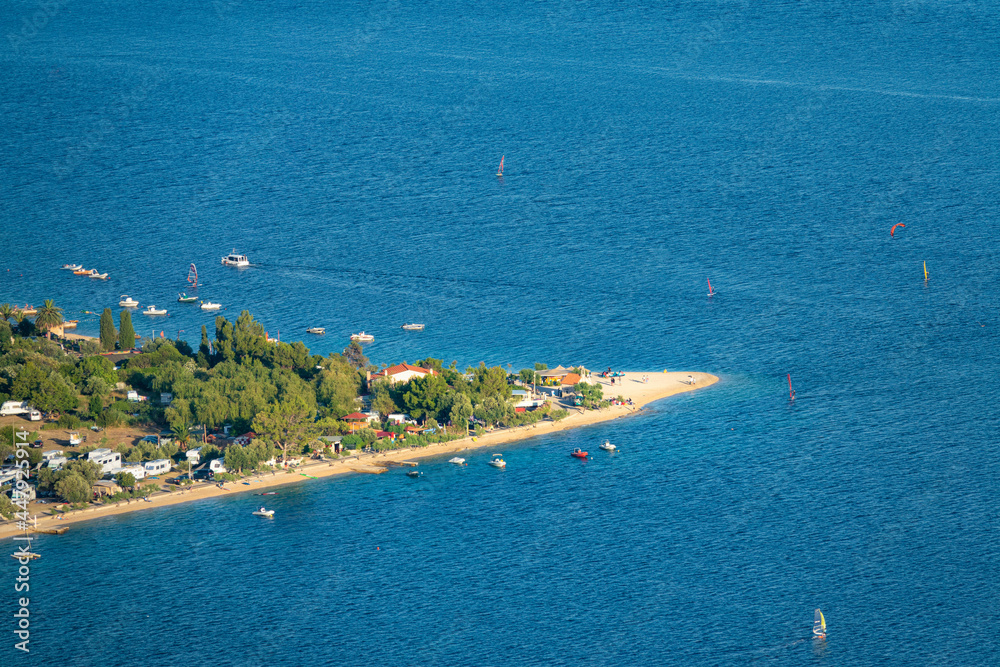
[924,261,928,281]
[813,609,826,637]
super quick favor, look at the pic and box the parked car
[167,475,190,485]
[30,440,43,449]
[192,469,214,481]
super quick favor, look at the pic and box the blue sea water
[2,0,1000,664]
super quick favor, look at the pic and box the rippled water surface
[2,0,999,664]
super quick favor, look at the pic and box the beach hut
[92,480,122,497]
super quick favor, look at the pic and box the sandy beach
[1,371,717,540]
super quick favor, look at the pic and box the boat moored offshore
[119,296,139,308]
[221,250,250,267]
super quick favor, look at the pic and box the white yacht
[350,332,374,342]
[599,440,616,451]
[200,301,222,311]
[119,296,139,308]
[401,323,425,331]
[221,250,250,267]
[142,305,167,316]
[448,457,465,465]
[488,454,506,468]
[306,327,326,334]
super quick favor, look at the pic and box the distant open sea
[2,0,999,664]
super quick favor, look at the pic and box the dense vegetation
[0,303,597,507]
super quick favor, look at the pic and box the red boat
[571,449,588,459]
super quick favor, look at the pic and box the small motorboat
[406,470,423,478]
[200,301,222,310]
[119,296,139,307]
[401,323,425,331]
[306,327,326,334]
[599,440,616,451]
[89,272,109,280]
[10,552,41,560]
[350,332,374,342]
[62,320,78,329]
[571,448,588,459]
[177,293,197,303]
[488,454,506,468]
[221,250,250,267]
[255,492,276,496]
[68,432,83,445]
[142,305,167,316]
[252,507,275,517]
[448,457,465,465]
[62,263,82,271]
[73,268,92,275]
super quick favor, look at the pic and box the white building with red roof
[369,363,436,386]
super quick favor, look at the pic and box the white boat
[10,552,40,560]
[200,301,222,311]
[448,457,465,465]
[119,296,139,307]
[68,432,83,445]
[89,272,109,280]
[221,250,250,267]
[599,440,616,451]
[142,305,167,316]
[401,323,425,331]
[350,332,374,342]
[306,327,326,334]
[252,507,274,517]
[61,264,82,271]
[488,454,506,468]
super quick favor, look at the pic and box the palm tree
[34,299,64,339]
[171,423,191,450]
[0,303,12,323]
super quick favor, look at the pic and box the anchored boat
[119,296,139,308]
[177,293,197,303]
[142,305,167,316]
[401,323,425,330]
[221,250,250,267]
[350,332,374,342]
[252,507,275,517]
[489,454,506,468]
[200,301,222,311]
[306,327,326,334]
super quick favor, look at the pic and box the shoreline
[1,371,718,541]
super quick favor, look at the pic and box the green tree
[197,325,211,367]
[343,341,368,370]
[0,303,13,323]
[252,397,317,463]
[403,373,449,423]
[34,299,64,339]
[573,381,603,408]
[119,310,135,350]
[472,364,512,403]
[88,394,103,418]
[66,460,102,485]
[99,308,117,351]
[55,473,92,503]
[519,368,537,386]
[369,383,399,420]
[171,422,191,448]
[115,471,137,490]
[449,392,474,434]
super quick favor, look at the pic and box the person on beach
[688,375,695,385]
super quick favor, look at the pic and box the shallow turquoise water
[2,0,999,664]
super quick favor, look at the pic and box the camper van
[0,401,30,416]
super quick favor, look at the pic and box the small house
[143,459,171,476]
[318,436,344,453]
[368,363,436,387]
[92,480,122,497]
[233,432,256,446]
[343,413,371,433]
